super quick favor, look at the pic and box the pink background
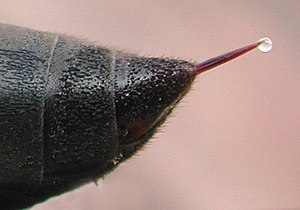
[1,1,299,209]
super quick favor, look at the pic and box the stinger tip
[195,38,272,75]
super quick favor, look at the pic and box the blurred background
[0,1,299,209]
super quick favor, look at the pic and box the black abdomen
[0,24,118,189]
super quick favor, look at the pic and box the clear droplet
[258,37,272,53]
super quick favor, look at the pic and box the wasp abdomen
[0,24,56,187]
[0,24,120,208]
[0,23,263,209]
